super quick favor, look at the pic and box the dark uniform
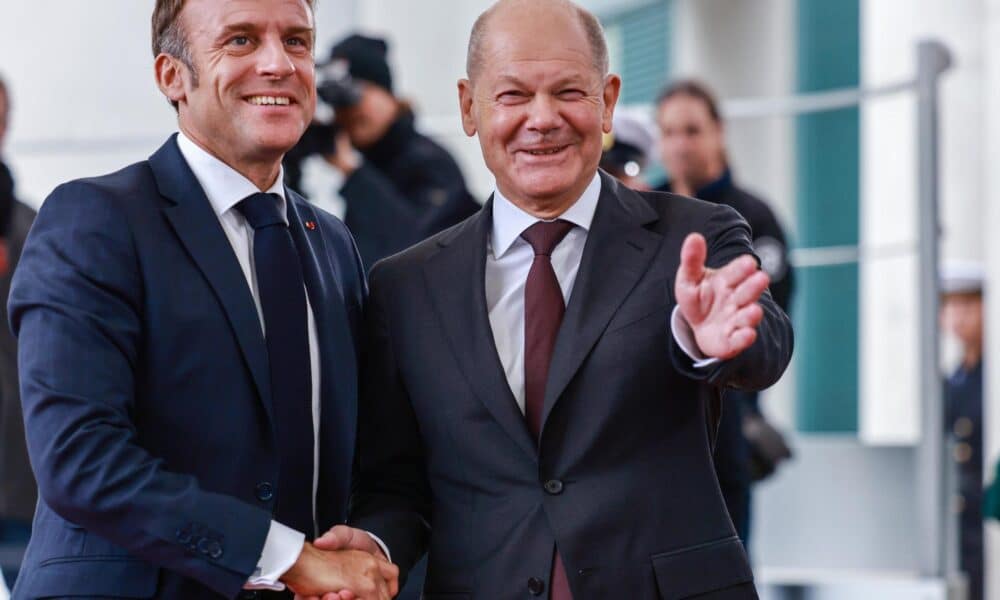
[658,168,793,546]
[340,110,480,270]
[946,359,984,600]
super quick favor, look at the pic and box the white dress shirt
[485,173,715,413]
[176,133,317,590]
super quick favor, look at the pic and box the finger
[337,592,356,600]
[712,254,758,288]
[314,525,352,550]
[678,234,707,286]
[728,327,758,354]
[379,561,400,597]
[732,303,764,330]
[730,271,770,307]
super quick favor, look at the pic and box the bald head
[466,0,609,83]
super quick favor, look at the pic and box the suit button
[175,529,191,544]
[544,479,564,495]
[207,540,224,559]
[197,538,211,555]
[255,482,275,502]
[528,577,546,596]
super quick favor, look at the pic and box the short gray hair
[466,0,609,82]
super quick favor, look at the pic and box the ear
[154,53,188,107]
[457,78,477,137]
[601,74,622,134]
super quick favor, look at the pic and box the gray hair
[466,0,609,82]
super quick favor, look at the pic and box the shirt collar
[176,131,288,223]
[491,171,601,259]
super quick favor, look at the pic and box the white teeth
[528,147,563,155]
[248,96,291,106]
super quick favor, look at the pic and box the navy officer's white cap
[940,260,984,294]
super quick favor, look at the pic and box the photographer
[289,34,479,269]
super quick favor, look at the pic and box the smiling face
[459,2,620,217]
[156,0,316,184]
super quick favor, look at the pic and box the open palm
[674,233,770,361]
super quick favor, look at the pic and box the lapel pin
[305,221,317,231]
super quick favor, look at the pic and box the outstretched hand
[674,233,770,361]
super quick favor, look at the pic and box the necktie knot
[521,220,574,257]
[236,192,285,230]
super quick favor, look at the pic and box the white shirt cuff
[670,306,720,369]
[367,531,392,562]
[245,520,306,590]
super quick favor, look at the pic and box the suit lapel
[151,135,273,421]
[423,201,537,461]
[540,173,663,435]
[286,194,357,516]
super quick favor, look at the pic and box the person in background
[0,73,36,590]
[655,79,795,548]
[940,261,985,600]
[599,110,654,191]
[315,34,480,269]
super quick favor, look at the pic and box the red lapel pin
[305,221,317,231]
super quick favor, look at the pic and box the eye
[229,35,251,47]
[558,89,585,100]
[286,36,308,48]
[497,90,528,104]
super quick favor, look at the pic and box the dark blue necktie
[236,192,314,535]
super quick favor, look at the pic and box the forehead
[658,95,714,123]
[479,11,597,82]
[181,0,314,36]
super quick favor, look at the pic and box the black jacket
[341,111,480,269]
[351,172,792,598]
[657,171,793,312]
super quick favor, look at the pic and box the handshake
[283,526,400,600]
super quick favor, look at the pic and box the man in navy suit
[8,0,397,598]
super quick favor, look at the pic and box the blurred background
[2,0,1000,598]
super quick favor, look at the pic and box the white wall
[0,0,357,207]
[859,0,987,446]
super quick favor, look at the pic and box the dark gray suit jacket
[351,172,793,599]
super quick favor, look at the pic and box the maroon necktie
[521,219,574,600]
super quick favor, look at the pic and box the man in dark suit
[310,0,792,598]
[8,1,397,598]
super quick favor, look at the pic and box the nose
[525,93,563,134]
[257,36,296,79]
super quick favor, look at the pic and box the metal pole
[914,38,952,578]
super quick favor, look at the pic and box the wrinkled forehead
[182,0,315,36]
[479,25,599,85]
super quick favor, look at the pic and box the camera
[316,58,363,109]
[283,59,364,190]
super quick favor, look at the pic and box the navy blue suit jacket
[9,136,366,599]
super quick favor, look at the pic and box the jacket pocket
[650,535,753,599]
[22,556,159,598]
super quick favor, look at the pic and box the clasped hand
[285,526,399,600]
[674,233,770,361]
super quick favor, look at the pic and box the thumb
[678,233,707,287]
[312,524,353,550]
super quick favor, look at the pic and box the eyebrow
[493,74,589,89]
[215,23,315,42]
